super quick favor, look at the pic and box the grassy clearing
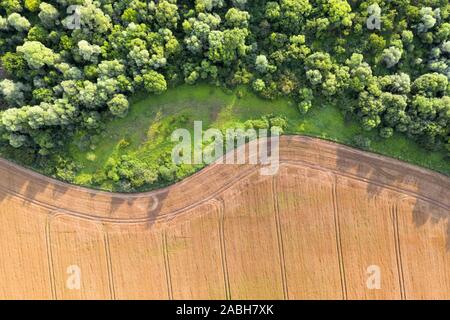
[68,83,449,190]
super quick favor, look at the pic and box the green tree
[142,70,167,94]
[382,46,402,68]
[1,52,26,78]
[108,94,129,118]
[24,0,40,12]
[155,1,179,29]
[16,41,58,69]
[38,2,59,28]
[7,13,31,32]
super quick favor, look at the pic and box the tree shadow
[335,144,450,250]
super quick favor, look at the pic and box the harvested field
[0,136,448,300]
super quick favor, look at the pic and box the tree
[442,41,450,53]
[155,1,179,29]
[305,51,333,71]
[380,127,394,139]
[368,34,386,52]
[357,91,383,130]
[195,0,225,12]
[417,7,439,33]
[8,133,28,148]
[7,13,31,32]
[255,55,269,73]
[401,30,414,45]
[298,87,313,114]
[0,16,8,31]
[412,73,448,97]
[67,0,111,34]
[27,25,48,42]
[121,8,138,24]
[183,12,221,55]
[16,41,58,69]
[24,0,40,12]
[382,46,402,68]
[1,0,22,15]
[346,53,373,92]
[380,73,411,94]
[279,0,312,33]
[265,1,280,21]
[208,28,248,65]
[323,0,353,27]
[225,8,250,28]
[381,93,408,128]
[306,69,322,85]
[1,52,26,77]
[97,60,125,79]
[142,70,167,94]
[32,87,53,103]
[252,79,265,92]
[38,2,59,28]
[108,94,129,118]
[0,79,26,106]
[76,80,100,109]
[128,40,151,68]
[77,40,102,63]
[287,34,310,61]
[437,23,450,42]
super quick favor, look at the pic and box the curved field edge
[0,136,448,223]
[1,137,450,299]
[72,84,449,188]
[1,84,449,192]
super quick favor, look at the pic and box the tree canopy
[0,0,449,190]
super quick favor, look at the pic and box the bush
[353,135,371,149]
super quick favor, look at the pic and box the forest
[0,0,449,191]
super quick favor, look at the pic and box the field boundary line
[1,158,447,226]
[1,135,448,202]
[0,135,448,226]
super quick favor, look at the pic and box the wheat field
[0,136,448,299]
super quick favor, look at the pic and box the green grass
[67,83,449,191]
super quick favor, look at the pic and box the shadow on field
[335,145,450,250]
[0,156,168,228]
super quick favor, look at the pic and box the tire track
[331,176,348,300]
[0,137,448,226]
[162,231,173,300]
[214,198,231,300]
[283,161,449,213]
[45,212,58,300]
[271,177,289,300]
[2,158,447,227]
[0,166,259,224]
[101,225,116,300]
[391,202,406,300]
[0,136,448,300]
